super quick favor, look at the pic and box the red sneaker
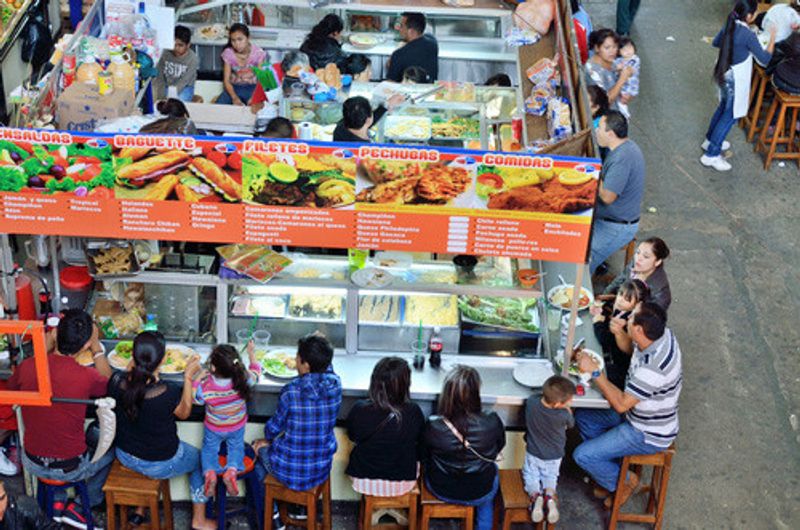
[222,467,239,496]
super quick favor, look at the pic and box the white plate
[555,348,605,383]
[512,360,556,388]
[547,284,594,311]
[351,267,394,288]
[259,349,299,379]
[76,342,106,367]
[107,343,196,373]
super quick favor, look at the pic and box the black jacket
[300,36,347,71]
[345,400,425,481]
[0,494,61,530]
[423,412,505,501]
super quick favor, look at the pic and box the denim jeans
[589,219,639,273]
[178,85,194,102]
[201,427,245,474]
[573,408,661,492]
[522,453,562,494]
[117,443,207,503]
[22,449,115,508]
[704,72,737,157]
[426,474,499,530]
[616,0,641,36]
[217,84,256,105]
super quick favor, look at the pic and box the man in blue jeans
[589,110,645,274]
[573,302,682,508]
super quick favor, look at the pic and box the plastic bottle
[143,313,158,332]
[109,52,136,96]
[428,326,443,369]
[76,61,101,85]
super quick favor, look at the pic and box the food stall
[0,125,606,501]
[176,0,518,84]
[0,0,608,503]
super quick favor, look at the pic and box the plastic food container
[60,266,93,310]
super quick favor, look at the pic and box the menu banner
[0,128,600,262]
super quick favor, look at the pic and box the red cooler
[60,266,93,310]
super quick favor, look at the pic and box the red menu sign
[0,128,599,262]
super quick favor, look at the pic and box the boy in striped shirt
[572,302,682,508]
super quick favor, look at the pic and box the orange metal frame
[0,320,52,406]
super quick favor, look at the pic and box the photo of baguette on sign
[113,140,243,202]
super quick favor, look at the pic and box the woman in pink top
[218,23,267,105]
[194,342,261,496]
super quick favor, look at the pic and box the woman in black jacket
[772,32,800,95]
[423,365,505,530]
[300,14,347,70]
[0,481,60,530]
[347,357,424,504]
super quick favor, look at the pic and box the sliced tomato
[78,164,103,180]
[226,152,242,170]
[207,150,227,168]
[70,156,103,165]
[477,173,503,188]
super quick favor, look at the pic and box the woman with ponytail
[701,0,776,172]
[108,332,215,529]
[300,14,347,70]
[193,342,261,497]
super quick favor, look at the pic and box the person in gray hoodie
[154,25,199,102]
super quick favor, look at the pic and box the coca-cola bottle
[428,326,443,369]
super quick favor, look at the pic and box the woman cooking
[700,0,775,172]
[584,29,635,110]
[603,237,672,311]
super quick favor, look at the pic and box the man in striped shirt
[572,302,682,507]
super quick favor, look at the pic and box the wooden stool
[103,460,173,530]
[623,238,636,266]
[608,444,676,530]
[359,486,419,530]
[264,475,332,530]
[741,64,771,142]
[494,469,551,530]
[36,478,94,530]
[419,479,474,530]
[755,87,800,170]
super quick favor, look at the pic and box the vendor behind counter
[386,12,439,83]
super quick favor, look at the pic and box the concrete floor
[5,1,800,528]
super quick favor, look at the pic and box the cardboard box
[184,102,255,133]
[56,83,136,131]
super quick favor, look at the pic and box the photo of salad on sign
[0,140,116,198]
[242,153,356,208]
[113,142,243,202]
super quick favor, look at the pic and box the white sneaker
[0,448,18,476]
[701,139,731,151]
[547,497,560,523]
[700,154,732,171]
[531,494,544,523]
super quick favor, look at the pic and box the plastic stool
[36,477,94,530]
[205,442,262,530]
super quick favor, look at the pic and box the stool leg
[747,77,767,141]
[150,495,162,530]
[120,506,128,529]
[360,495,369,530]
[766,104,788,170]
[420,507,430,530]
[162,482,174,530]
[757,99,778,155]
[217,480,227,530]
[464,509,474,530]
[306,492,317,530]
[322,480,332,530]
[264,488,274,530]
[408,494,418,530]
[788,107,799,154]
[105,492,116,530]
[654,458,674,530]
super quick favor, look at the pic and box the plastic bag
[21,11,54,69]
[514,0,555,35]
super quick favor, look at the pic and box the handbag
[441,417,503,464]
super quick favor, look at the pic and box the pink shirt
[193,362,261,432]
[221,44,267,86]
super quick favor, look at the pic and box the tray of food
[107,341,194,373]
[383,115,432,141]
[349,33,384,49]
[403,295,459,328]
[458,296,539,333]
[230,295,288,318]
[288,294,344,321]
[258,348,298,379]
[431,116,480,139]
[85,241,141,278]
[358,295,402,325]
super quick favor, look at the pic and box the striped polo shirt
[624,328,682,448]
